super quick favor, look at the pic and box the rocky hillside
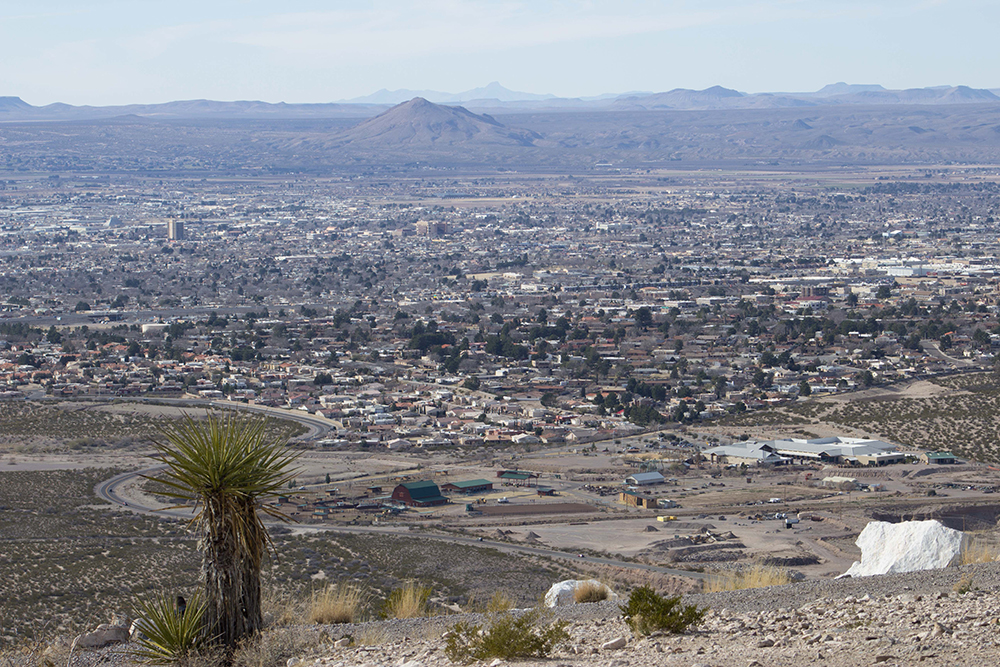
[290,562,1000,667]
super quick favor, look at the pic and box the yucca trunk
[201,497,265,649]
[149,413,300,656]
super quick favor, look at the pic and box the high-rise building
[167,220,185,241]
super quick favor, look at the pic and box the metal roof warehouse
[441,479,494,494]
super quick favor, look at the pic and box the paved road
[921,340,975,367]
[96,466,705,581]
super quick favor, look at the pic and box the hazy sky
[1,0,996,105]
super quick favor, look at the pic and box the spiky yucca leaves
[133,592,209,666]
[147,413,300,651]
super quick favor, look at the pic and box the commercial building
[624,471,666,486]
[167,219,185,241]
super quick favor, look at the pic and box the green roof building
[391,480,448,507]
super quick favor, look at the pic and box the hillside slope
[278,563,1000,666]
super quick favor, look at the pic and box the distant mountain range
[1,82,999,122]
[342,81,559,105]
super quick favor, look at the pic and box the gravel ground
[65,563,1000,667]
[298,562,1000,666]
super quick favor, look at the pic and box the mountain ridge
[1,83,998,122]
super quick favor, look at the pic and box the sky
[0,0,997,106]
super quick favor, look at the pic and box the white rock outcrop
[544,579,618,607]
[842,519,968,578]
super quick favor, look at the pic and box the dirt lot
[478,502,594,516]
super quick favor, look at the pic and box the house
[618,490,658,509]
[920,451,959,465]
[390,481,448,507]
[625,471,665,486]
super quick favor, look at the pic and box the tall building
[167,220,185,241]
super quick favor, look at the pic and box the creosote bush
[444,608,569,664]
[620,586,705,636]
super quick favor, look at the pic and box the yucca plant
[132,592,209,666]
[146,413,300,651]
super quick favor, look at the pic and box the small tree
[148,414,300,652]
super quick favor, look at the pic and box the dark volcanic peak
[331,97,541,147]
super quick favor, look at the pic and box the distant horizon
[1,1,998,107]
[5,81,1000,109]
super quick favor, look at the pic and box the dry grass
[354,625,389,646]
[0,638,71,667]
[573,580,611,604]
[466,589,515,613]
[381,581,431,619]
[232,626,324,667]
[308,583,365,625]
[960,537,1000,565]
[589,564,700,597]
[704,563,791,592]
[485,590,515,613]
[262,588,304,628]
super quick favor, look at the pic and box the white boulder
[72,623,129,650]
[543,579,618,607]
[842,519,968,578]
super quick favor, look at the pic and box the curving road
[25,394,336,441]
[96,466,704,581]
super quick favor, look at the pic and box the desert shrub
[444,608,569,664]
[704,563,790,592]
[380,582,431,619]
[619,586,705,636]
[308,583,364,624]
[573,580,610,603]
[132,592,209,666]
[953,573,976,595]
